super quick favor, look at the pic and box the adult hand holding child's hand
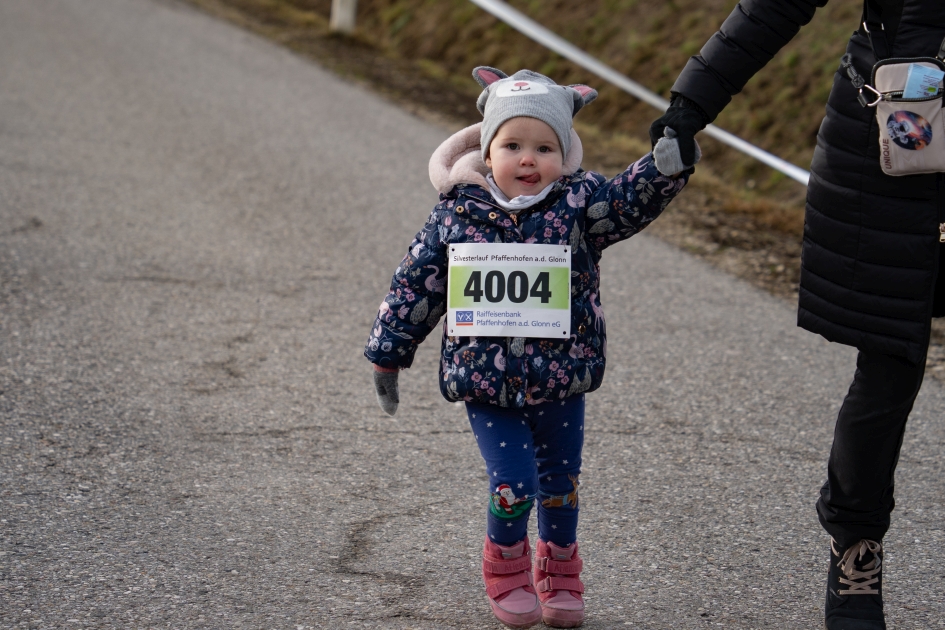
[373,365,399,416]
[649,95,707,176]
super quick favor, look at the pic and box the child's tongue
[518,173,540,185]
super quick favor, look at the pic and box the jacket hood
[428,122,583,195]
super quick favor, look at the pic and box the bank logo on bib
[456,310,474,325]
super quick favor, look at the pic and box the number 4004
[463,270,552,304]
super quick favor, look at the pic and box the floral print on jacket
[365,150,688,408]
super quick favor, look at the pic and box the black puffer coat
[672,0,945,364]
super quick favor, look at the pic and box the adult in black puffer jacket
[651,2,945,628]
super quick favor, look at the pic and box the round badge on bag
[886,111,933,150]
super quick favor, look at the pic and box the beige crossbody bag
[841,2,945,176]
[851,55,945,175]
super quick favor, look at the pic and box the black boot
[824,539,885,630]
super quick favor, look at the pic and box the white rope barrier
[468,0,811,186]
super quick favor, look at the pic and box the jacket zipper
[939,222,945,243]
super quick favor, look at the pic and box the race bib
[447,243,570,338]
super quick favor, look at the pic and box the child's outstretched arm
[581,152,692,252]
[364,206,448,413]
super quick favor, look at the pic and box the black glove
[648,94,709,170]
[373,368,399,416]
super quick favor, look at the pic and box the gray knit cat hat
[473,66,598,161]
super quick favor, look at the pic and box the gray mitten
[373,369,399,416]
[653,127,702,176]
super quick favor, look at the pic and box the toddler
[365,66,697,628]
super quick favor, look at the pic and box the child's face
[485,117,564,199]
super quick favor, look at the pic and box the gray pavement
[1,0,944,628]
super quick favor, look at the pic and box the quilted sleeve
[582,153,690,253]
[364,206,449,370]
[670,0,827,122]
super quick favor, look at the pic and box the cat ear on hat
[473,66,508,115]
[472,66,508,88]
[569,84,598,116]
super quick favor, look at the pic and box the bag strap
[862,0,892,61]
[839,54,881,107]
[846,0,945,107]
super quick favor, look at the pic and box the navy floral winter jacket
[365,124,689,408]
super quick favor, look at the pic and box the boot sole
[489,599,542,629]
[541,606,585,628]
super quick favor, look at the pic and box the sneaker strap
[536,556,583,574]
[486,571,534,599]
[483,555,532,575]
[536,576,584,594]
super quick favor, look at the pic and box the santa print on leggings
[490,484,532,519]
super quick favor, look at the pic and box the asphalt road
[2,1,945,628]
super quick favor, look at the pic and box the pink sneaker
[534,539,585,628]
[482,537,541,629]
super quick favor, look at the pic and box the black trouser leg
[816,349,927,548]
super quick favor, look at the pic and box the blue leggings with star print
[466,395,584,547]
